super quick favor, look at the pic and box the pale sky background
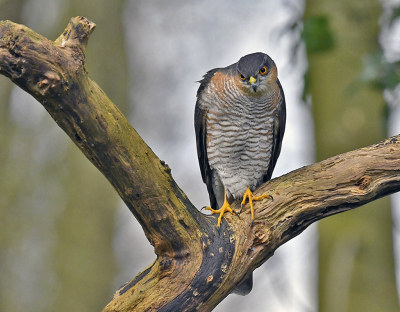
[384,0,400,297]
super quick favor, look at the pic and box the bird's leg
[204,192,235,227]
[240,188,273,222]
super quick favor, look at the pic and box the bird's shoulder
[196,63,237,97]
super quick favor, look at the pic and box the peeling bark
[1,17,400,312]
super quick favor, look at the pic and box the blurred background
[1,0,400,311]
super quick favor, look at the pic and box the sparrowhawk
[195,52,286,228]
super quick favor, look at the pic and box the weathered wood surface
[1,17,400,312]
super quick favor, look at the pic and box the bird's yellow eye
[259,66,267,75]
[239,73,246,81]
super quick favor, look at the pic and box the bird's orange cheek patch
[265,67,278,85]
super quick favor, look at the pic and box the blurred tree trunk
[0,1,130,312]
[0,3,28,311]
[304,1,400,311]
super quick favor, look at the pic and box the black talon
[270,194,274,201]
[233,210,241,219]
[201,206,207,211]
[239,203,244,215]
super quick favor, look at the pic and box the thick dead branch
[1,17,400,312]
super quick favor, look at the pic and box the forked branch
[1,17,400,312]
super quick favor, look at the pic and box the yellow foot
[240,188,273,222]
[204,193,236,227]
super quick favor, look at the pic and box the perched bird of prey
[195,52,286,295]
[195,52,286,228]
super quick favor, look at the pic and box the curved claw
[239,203,244,215]
[201,194,241,226]
[240,188,273,223]
[232,209,241,219]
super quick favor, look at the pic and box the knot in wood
[253,226,271,245]
[356,175,371,190]
[36,71,61,95]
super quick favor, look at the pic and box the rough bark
[1,17,400,312]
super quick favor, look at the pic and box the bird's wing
[195,68,220,209]
[263,78,286,182]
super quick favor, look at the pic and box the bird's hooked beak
[249,76,259,92]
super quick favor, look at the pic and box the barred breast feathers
[199,70,282,200]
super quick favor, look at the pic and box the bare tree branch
[1,17,399,312]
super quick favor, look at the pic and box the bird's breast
[201,78,281,199]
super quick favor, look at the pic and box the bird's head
[236,52,278,94]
